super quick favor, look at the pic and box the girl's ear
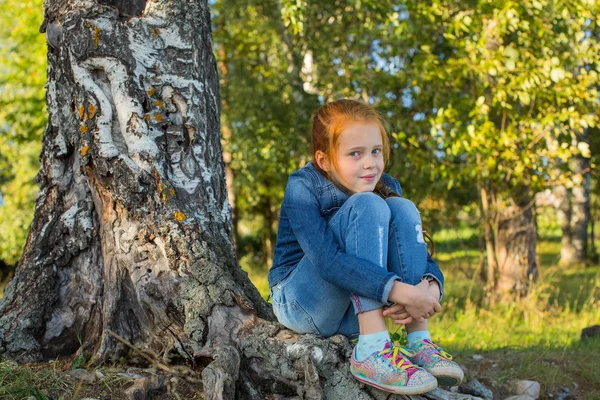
[315,150,331,172]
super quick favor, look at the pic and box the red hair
[311,99,396,197]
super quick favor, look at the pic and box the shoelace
[378,345,417,371]
[421,339,453,360]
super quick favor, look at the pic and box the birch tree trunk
[554,153,591,266]
[0,1,436,398]
[495,190,538,297]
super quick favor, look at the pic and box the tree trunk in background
[0,1,429,398]
[554,151,590,266]
[495,189,538,297]
[479,184,498,288]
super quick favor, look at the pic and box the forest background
[1,0,599,397]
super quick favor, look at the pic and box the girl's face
[319,121,384,193]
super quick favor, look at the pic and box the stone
[581,325,600,339]
[459,379,493,400]
[69,369,97,383]
[117,372,147,380]
[472,354,484,361]
[424,387,483,400]
[512,380,541,399]
[504,396,533,400]
[555,387,575,400]
[125,378,151,400]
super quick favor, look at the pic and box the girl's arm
[283,174,398,305]
[423,255,445,301]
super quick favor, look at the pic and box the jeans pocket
[272,297,320,335]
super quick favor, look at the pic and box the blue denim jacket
[269,162,445,304]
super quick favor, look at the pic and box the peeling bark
[0,1,441,399]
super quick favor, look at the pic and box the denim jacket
[269,162,445,304]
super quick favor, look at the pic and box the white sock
[407,330,431,347]
[355,330,391,361]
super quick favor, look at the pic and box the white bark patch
[82,57,159,164]
[311,347,324,364]
[71,56,120,159]
[158,24,192,49]
[168,149,201,194]
[39,216,55,239]
[286,343,311,358]
[53,130,68,157]
[153,75,205,92]
[44,306,75,340]
[128,26,161,79]
[60,203,79,230]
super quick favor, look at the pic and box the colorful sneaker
[407,339,464,386]
[350,341,437,395]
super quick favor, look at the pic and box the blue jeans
[270,192,429,338]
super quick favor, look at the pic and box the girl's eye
[372,148,382,155]
[349,151,361,157]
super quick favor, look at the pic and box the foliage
[0,0,46,266]
[212,0,319,256]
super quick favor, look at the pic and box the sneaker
[407,339,464,386]
[350,341,437,395]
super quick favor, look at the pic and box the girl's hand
[382,303,413,325]
[391,282,441,322]
[427,280,441,302]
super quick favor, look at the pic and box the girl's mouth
[361,174,376,182]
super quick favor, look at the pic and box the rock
[125,378,151,400]
[124,376,167,400]
[95,370,105,380]
[504,396,534,400]
[117,372,147,380]
[424,387,483,400]
[69,369,97,383]
[555,387,575,400]
[472,354,484,361]
[458,379,493,400]
[581,325,600,339]
[512,380,541,399]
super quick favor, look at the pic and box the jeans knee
[386,197,420,222]
[350,192,390,222]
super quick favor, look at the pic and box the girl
[268,99,464,395]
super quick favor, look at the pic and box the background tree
[0,0,46,271]
[212,0,318,268]
[376,0,599,296]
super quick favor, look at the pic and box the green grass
[0,359,70,399]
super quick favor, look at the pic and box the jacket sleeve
[283,174,399,304]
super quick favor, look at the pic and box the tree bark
[479,184,498,288]
[553,152,591,266]
[0,1,440,398]
[495,189,538,297]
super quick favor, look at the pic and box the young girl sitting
[268,99,464,395]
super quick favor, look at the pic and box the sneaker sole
[427,366,464,387]
[351,373,438,395]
